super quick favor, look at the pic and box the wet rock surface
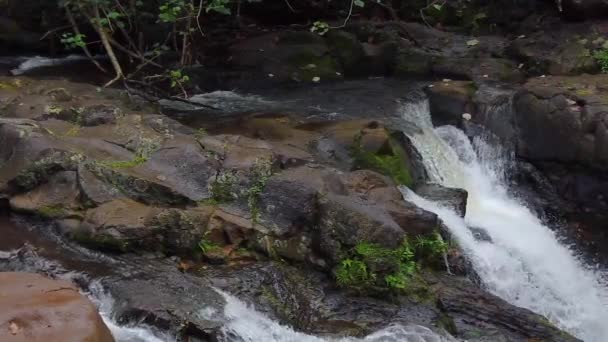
[0,272,115,342]
[0,17,598,339]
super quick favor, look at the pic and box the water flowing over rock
[0,72,592,342]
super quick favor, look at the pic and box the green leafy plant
[336,258,373,288]
[206,0,231,15]
[413,232,449,265]
[159,0,185,23]
[60,33,87,49]
[198,232,220,254]
[334,233,449,293]
[310,21,329,35]
[594,49,608,73]
[169,69,190,88]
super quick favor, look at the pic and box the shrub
[594,49,608,73]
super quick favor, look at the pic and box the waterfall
[400,100,608,341]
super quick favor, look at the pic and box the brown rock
[0,272,114,342]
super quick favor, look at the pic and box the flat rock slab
[0,272,114,342]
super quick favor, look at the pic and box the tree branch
[66,7,108,73]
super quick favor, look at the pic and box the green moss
[395,51,433,77]
[436,312,457,335]
[0,82,17,90]
[71,231,129,253]
[287,52,342,82]
[351,134,413,187]
[326,31,364,72]
[102,156,147,169]
[575,88,593,96]
[62,125,81,137]
[261,286,294,321]
[465,82,478,96]
[37,205,66,218]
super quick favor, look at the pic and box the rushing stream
[400,100,608,342]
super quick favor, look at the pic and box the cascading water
[399,100,608,341]
[206,290,457,342]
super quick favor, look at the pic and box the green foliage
[336,258,373,289]
[594,49,608,73]
[159,0,186,23]
[335,233,448,294]
[169,69,190,88]
[60,33,86,49]
[198,232,220,254]
[413,232,448,263]
[207,0,231,15]
[310,21,329,36]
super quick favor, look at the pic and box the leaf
[466,39,479,46]
[473,12,487,20]
[432,4,443,11]
[354,0,365,7]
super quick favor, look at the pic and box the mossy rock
[394,50,434,77]
[71,230,131,253]
[326,30,365,76]
[279,31,326,46]
[287,51,343,82]
[351,133,414,187]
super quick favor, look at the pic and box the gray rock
[317,193,406,264]
[415,184,468,218]
[80,105,120,127]
[425,81,477,126]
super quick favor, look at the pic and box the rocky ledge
[0,76,580,341]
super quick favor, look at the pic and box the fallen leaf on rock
[9,321,20,335]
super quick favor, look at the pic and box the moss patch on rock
[287,52,342,82]
[71,231,130,253]
[351,134,413,187]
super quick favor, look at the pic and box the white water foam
[10,55,103,75]
[86,281,174,342]
[400,100,608,341]
[214,290,457,342]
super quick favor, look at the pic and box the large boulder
[425,81,477,126]
[513,75,608,169]
[229,31,343,84]
[507,24,599,75]
[415,184,468,218]
[0,272,114,342]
